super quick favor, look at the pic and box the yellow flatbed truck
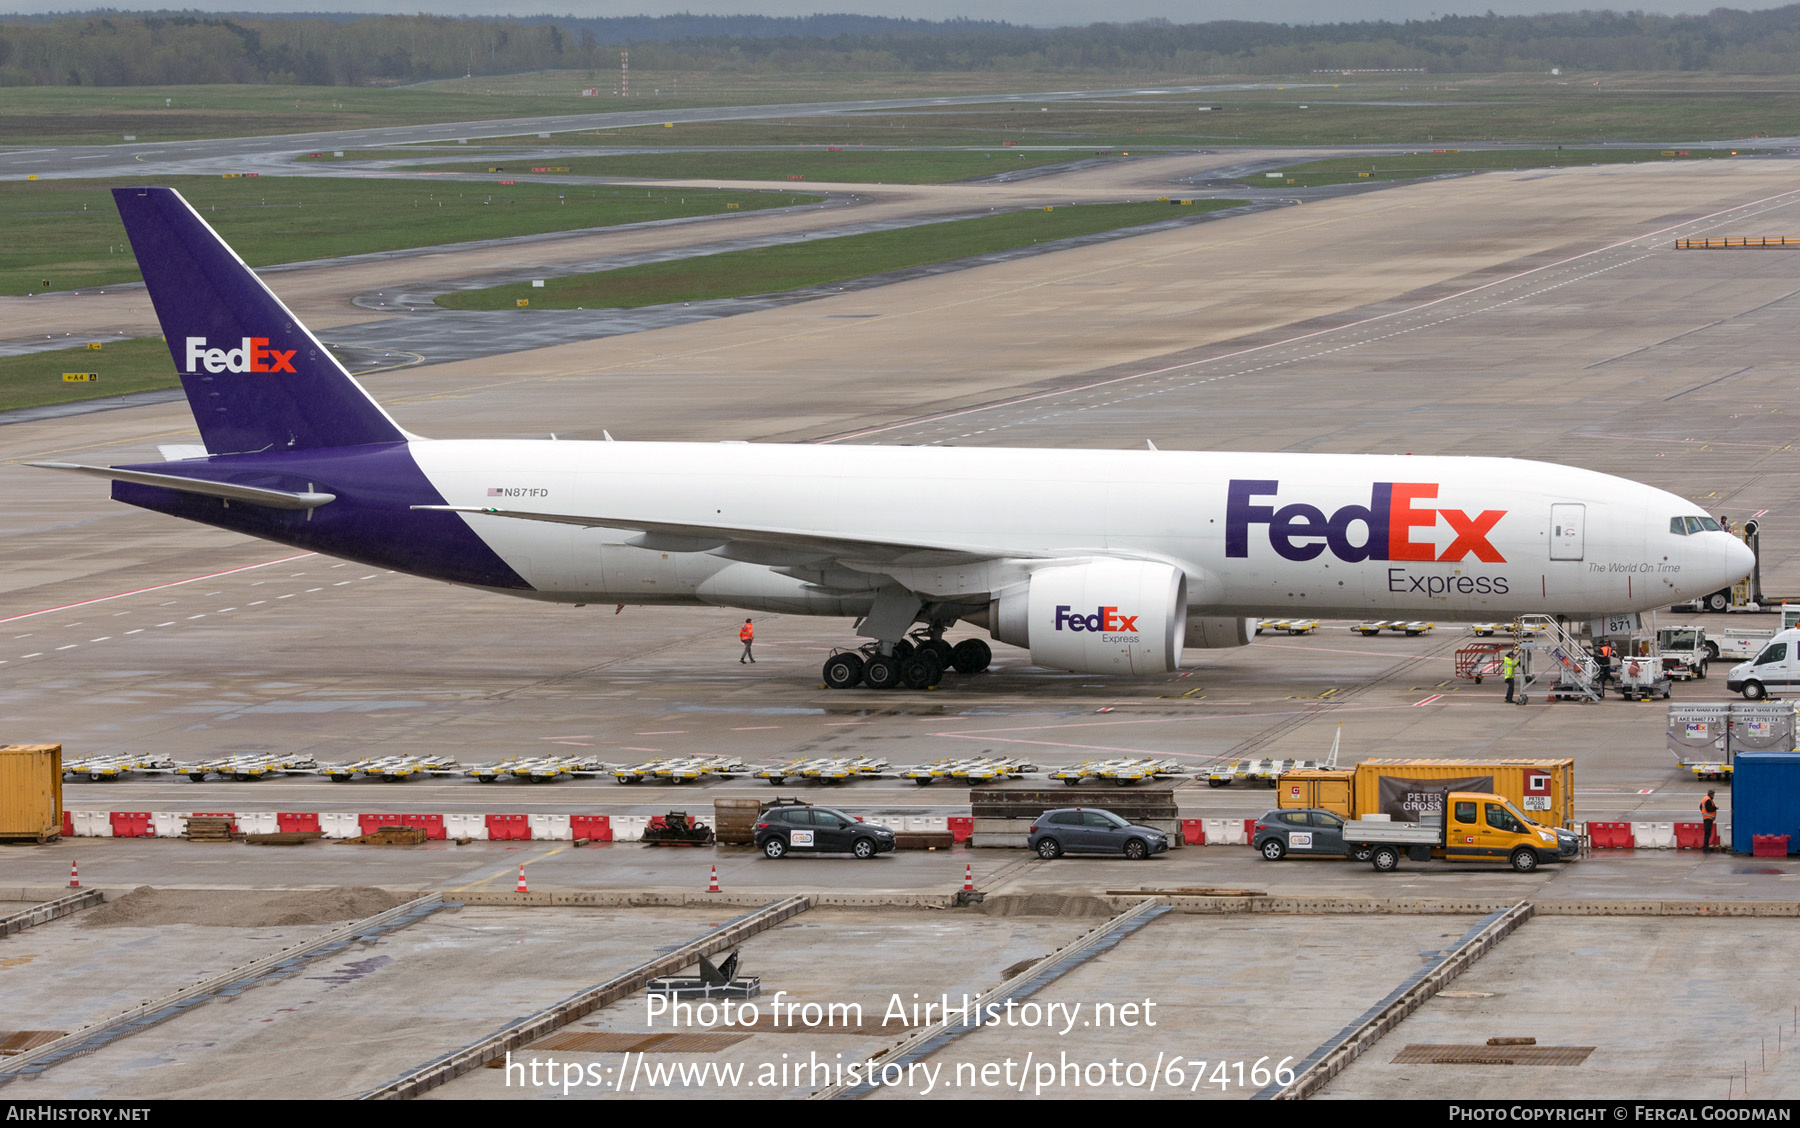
[1346,791,1570,873]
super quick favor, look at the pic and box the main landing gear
[821,632,992,690]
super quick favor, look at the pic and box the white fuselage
[408,441,1752,620]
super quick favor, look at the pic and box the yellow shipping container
[1278,758,1575,829]
[0,744,63,842]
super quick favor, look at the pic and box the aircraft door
[1549,503,1585,561]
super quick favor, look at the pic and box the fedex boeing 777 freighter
[33,188,1755,690]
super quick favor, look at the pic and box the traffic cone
[708,864,720,893]
[963,863,974,893]
[69,859,79,889]
[515,864,528,893]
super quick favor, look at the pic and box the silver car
[1028,808,1169,860]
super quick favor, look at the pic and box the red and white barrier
[444,813,489,841]
[528,814,572,841]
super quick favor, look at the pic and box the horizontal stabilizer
[29,462,336,510]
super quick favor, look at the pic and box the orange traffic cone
[69,859,79,889]
[963,863,974,893]
[708,864,720,893]
[516,864,528,893]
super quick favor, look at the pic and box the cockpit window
[1672,516,1723,535]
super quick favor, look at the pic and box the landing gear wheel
[923,640,955,669]
[863,654,901,690]
[892,639,916,661]
[1706,591,1730,613]
[901,654,943,690]
[951,638,993,675]
[822,652,864,689]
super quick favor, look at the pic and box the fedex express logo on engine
[1227,480,1506,564]
[1055,605,1138,633]
[184,337,297,375]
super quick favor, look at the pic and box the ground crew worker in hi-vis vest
[739,619,755,664]
[1502,649,1519,703]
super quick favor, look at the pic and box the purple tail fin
[114,186,407,455]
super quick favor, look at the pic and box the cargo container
[1731,752,1800,855]
[1667,702,1799,775]
[0,744,63,843]
[1277,758,1575,829]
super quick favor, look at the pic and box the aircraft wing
[412,504,1053,567]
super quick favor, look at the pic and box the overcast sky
[3,2,1797,24]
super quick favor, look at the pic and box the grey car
[1253,809,1372,861]
[754,804,896,859]
[1028,808,1169,860]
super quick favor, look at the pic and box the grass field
[2,177,817,296]
[438,198,1241,310]
[13,72,1800,148]
[410,147,1102,183]
[0,337,177,412]
[1263,146,1756,186]
[0,73,1107,145]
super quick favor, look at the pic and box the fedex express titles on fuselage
[1194,465,1747,619]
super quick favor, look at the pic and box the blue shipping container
[1729,752,1800,855]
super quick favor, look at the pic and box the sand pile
[83,886,412,928]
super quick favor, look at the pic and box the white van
[1726,628,1800,699]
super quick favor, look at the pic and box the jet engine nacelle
[1185,615,1256,649]
[990,560,1187,674]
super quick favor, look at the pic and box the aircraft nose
[1724,535,1757,587]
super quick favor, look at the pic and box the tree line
[6,7,1800,87]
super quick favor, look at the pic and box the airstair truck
[1345,791,1569,873]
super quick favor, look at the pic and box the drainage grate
[748,1022,916,1036]
[1391,1044,1595,1066]
[0,1033,65,1057]
[506,1031,752,1056]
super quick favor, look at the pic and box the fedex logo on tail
[184,337,297,375]
[1226,479,1507,564]
[1055,605,1139,633]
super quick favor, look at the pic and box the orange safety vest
[739,623,754,641]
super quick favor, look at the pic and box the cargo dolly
[468,755,613,783]
[176,754,316,782]
[614,755,748,784]
[1051,757,1188,785]
[899,756,1037,785]
[321,754,460,782]
[755,756,890,785]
